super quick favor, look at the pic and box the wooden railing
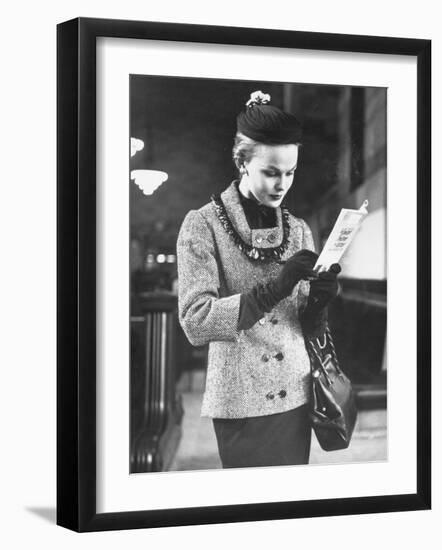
[130,292,183,473]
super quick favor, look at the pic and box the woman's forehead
[253,143,299,167]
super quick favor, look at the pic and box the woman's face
[243,143,299,207]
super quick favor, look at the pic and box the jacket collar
[220,181,283,249]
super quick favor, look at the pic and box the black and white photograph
[129,76,387,473]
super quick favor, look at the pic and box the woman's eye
[262,170,295,177]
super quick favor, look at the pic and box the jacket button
[267,233,277,243]
[278,390,287,398]
[271,318,278,325]
[255,234,263,244]
[259,318,265,325]
[274,352,284,361]
[266,392,275,400]
[261,353,270,362]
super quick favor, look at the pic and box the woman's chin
[266,195,284,206]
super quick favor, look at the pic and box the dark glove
[299,263,341,338]
[308,263,341,309]
[237,250,318,331]
[269,249,319,302]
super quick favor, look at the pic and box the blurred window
[350,88,365,192]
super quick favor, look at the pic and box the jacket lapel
[220,181,284,248]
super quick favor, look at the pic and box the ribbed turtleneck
[235,180,277,229]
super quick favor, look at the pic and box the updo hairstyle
[232,90,303,173]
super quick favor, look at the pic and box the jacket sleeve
[176,209,241,347]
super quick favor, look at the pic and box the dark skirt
[212,403,311,469]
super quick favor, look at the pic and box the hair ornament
[246,90,271,108]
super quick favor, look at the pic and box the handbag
[305,326,358,451]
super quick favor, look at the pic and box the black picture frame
[57,17,431,532]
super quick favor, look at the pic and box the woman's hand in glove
[269,249,319,301]
[308,263,341,309]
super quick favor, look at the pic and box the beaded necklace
[210,191,291,262]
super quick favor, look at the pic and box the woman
[176,91,340,469]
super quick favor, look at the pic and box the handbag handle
[308,327,344,381]
[316,333,327,349]
[308,340,333,385]
[324,326,342,375]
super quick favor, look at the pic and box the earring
[240,166,249,176]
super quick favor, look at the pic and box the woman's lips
[270,194,283,200]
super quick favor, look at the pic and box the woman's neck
[238,178,263,205]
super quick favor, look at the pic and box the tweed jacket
[176,180,315,419]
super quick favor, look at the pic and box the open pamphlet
[314,200,369,273]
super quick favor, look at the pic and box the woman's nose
[275,175,290,192]
[274,177,283,189]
